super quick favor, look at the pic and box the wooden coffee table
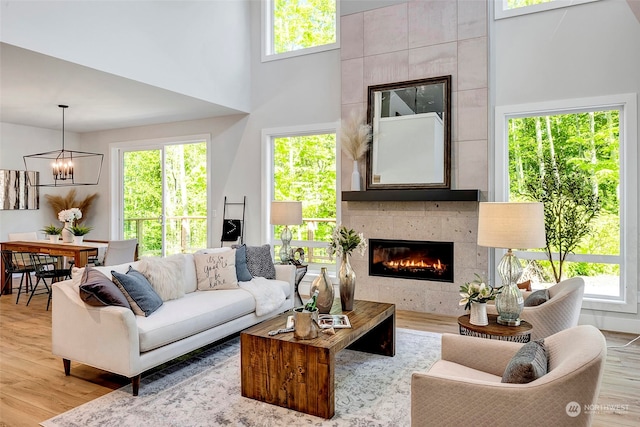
[240,300,395,419]
[458,314,532,343]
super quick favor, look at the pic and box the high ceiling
[0,43,243,133]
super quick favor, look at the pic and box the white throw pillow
[137,254,186,301]
[194,250,238,290]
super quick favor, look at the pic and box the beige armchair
[487,277,585,341]
[411,325,606,427]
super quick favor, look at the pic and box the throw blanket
[239,277,286,316]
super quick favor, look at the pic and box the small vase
[62,222,73,243]
[351,160,361,191]
[73,235,84,245]
[310,267,334,314]
[469,302,488,326]
[339,255,356,311]
[49,234,59,243]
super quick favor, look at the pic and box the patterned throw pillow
[194,250,238,291]
[111,266,163,317]
[501,339,548,383]
[244,244,276,279]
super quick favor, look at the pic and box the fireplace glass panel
[369,239,453,282]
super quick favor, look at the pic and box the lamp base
[497,316,521,326]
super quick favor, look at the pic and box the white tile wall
[340,0,489,316]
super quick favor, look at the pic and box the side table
[457,314,532,343]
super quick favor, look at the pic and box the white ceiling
[0,43,244,133]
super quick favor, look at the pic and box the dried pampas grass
[340,110,372,161]
[45,189,98,224]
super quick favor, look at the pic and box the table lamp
[270,201,303,263]
[477,202,546,326]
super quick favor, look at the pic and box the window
[111,135,210,257]
[262,124,337,273]
[262,0,339,61]
[494,0,600,19]
[495,94,637,313]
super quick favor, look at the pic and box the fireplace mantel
[342,189,480,202]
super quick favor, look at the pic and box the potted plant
[68,224,92,244]
[459,275,500,326]
[328,225,367,311]
[41,224,63,243]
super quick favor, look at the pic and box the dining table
[1,240,108,295]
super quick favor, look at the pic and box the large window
[262,0,339,61]
[495,0,600,19]
[495,94,637,313]
[112,135,209,257]
[263,124,337,273]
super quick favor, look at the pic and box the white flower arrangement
[459,275,500,310]
[58,208,82,223]
[328,225,367,259]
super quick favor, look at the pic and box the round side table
[457,314,532,343]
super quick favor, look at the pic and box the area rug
[41,328,441,427]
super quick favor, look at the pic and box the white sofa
[52,253,295,395]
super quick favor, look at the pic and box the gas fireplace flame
[382,258,447,274]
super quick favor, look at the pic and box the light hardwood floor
[1,286,638,426]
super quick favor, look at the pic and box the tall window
[263,125,337,273]
[495,0,600,19]
[495,94,637,313]
[114,136,209,257]
[263,0,339,61]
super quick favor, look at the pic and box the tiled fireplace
[339,1,489,316]
[340,201,487,316]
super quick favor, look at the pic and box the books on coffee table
[318,314,351,329]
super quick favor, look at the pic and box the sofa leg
[131,375,141,396]
[63,359,70,376]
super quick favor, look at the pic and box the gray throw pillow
[234,244,253,282]
[524,289,550,307]
[244,244,276,279]
[112,266,163,317]
[502,339,548,384]
[79,267,131,309]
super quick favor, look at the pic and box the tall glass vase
[339,255,356,311]
[310,267,334,314]
[61,222,73,243]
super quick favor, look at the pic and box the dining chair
[1,250,34,303]
[8,231,39,241]
[98,239,139,266]
[27,253,71,310]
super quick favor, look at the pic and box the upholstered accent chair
[411,325,606,427]
[487,277,585,341]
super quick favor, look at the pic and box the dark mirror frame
[366,75,452,190]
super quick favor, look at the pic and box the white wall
[0,122,86,239]
[493,0,640,333]
[0,0,251,112]
[70,0,340,247]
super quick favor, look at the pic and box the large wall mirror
[366,75,451,189]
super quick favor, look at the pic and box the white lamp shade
[270,201,303,225]
[477,202,546,249]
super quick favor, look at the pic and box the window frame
[261,0,340,62]
[494,94,637,314]
[494,0,601,20]
[109,134,211,248]
[261,122,340,273]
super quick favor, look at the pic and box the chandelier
[23,105,104,187]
